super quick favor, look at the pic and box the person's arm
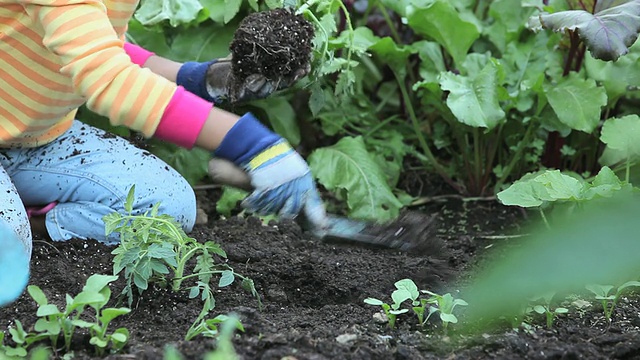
[24,1,326,228]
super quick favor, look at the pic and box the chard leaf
[585,43,640,102]
[529,0,640,61]
[498,170,584,207]
[369,37,416,79]
[543,73,607,133]
[439,59,506,129]
[135,0,203,27]
[308,136,403,221]
[600,115,640,160]
[408,0,481,66]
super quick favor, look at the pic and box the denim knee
[132,175,197,233]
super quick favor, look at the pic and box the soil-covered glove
[213,113,328,231]
[176,56,310,104]
[0,221,30,306]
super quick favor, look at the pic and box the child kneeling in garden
[0,0,326,306]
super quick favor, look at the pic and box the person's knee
[0,220,30,307]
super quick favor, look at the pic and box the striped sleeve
[18,0,178,137]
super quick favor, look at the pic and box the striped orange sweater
[0,0,182,147]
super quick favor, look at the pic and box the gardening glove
[176,55,310,104]
[212,113,328,233]
[0,221,30,307]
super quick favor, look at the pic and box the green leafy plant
[4,275,129,356]
[530,292,569,329]
[497,166,635,227]
[185,313,245,341]
[585,280,640,321]
[104,186,260,339]
[103,0,640,221]
[364,279,467,331]
[421,290,469,331]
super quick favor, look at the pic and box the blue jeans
[0,120,197,249]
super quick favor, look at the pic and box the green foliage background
[78,0,640,222]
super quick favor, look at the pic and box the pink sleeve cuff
[123,42,155,66]
[155,87,213,148]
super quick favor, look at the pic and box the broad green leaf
[34,318,60,334]
[308,136,403,221]
[440,312,458,323]
[489,0,533,34]
[90,337,108,348]
[124,185,135,214]
[83,274,118,294]
[529,1,640,61]
[170,22,236,62]
[216,186,248,217]
[533,170,583,200]
[496,181,546,208]
[100,308,132,325]
[35,304,60,317]
[379,0,413,17]
[583,166,627,199]
[364,297,384,306]
[266,0,283,9]
[585,46,640,103]
[543,73,607,133]
[111,330,130,343]
[125,19,173,58]
[391,289,412,309]
[27,285,48,306]
[586,284,614,297]
[369,37,416,79]
[460,198,640,327]
[439,60,506,129]
[219,270,235,287]
[600,115,640,160]
[408,1,481,66]
[394,279,420,300]
[135,0,203,27]
[199,0,225,23]
[251,97,301,146]
[147,243,177,260]
[330,26,380,53]
[223,0,242,23]
[308,83,326,117]
[498,170,584,207]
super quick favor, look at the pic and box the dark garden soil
[3,188,640,360]
[229,8,314,85]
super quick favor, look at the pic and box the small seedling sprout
[586,281,640,321]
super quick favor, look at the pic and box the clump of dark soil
[229,8,314,83]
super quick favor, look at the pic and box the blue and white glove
[0,221,30,306]
[214,113,328,231]
[176,56,309,104]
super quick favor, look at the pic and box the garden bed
[2,192,640,359]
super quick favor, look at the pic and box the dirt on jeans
[3,188,640,359]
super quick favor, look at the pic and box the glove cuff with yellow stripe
[214,112,290,169]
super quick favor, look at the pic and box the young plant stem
[539,208,551,230]
[376,1,402,45]
[473,128,483,195]
[393,69,459,192]
[172,246,201,291]
[494,121,536,193]
[481,125,504,194]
